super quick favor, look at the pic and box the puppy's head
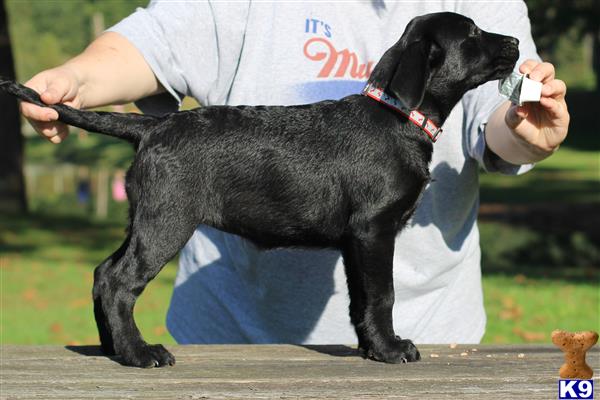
[369,12,520,110]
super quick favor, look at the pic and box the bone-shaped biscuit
[552,330,598,379]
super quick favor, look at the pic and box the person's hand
[504,60,570,154]
[20,66,84,144]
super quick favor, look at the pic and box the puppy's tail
[0,77,159,144]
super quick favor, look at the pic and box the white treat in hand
[498,72,542,106]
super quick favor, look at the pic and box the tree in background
[0,0,27,213]
[526,0,599,93]
[4,0,144,217]
[6,0,147,82]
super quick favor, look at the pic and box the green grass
[1,213,598,346]
[0,213,177,345]
[479,146,599,204]
[482,275,599,343]
[477,134,600,342]
[479,221,599,343]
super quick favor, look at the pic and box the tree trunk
[593,29,600,94]
[0,0,27,213]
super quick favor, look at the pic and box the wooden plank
[1,345,599,399]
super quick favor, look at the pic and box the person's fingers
[20,99,61,138]
[20,77,61,124]
[35,120,70,139]
[541,79,567,100]
[20,101,59,121]
[539,96,568,121]
[505,104,527,129]
[527,62,555,83]
[519,59,539,75]
[519,60,556,83]
[48,130,69,144]
[40,87,62,105]
[19,78,56,121]
[19,70,80,142]
[40,76,78,105]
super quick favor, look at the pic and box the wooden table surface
[1,344,599,399]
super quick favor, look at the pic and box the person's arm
[485,60,570,165]
[20,31,163,143]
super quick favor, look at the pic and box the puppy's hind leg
[94,201,197,368]
[93,237,131,356]
[343,223,420,364]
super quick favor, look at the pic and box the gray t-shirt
[109,0,539,344]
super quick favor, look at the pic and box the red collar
[362,83,443,142]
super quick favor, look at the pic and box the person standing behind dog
[20,1,569,345]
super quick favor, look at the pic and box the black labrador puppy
[1,12,519,368]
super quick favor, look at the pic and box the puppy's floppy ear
[387,39,442,110]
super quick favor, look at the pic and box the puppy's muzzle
[499,37,519,63]
[487,34,520,78]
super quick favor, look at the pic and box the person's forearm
[485,101,557,165]
[63,31,163,109]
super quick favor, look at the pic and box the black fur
[1,12,519,368]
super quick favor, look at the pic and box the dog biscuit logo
[552,330,598,379]
[558,380,593,400]
[553,330,598,400]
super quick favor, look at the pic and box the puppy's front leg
[342,230,420,363]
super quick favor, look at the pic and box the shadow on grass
[0,210,128,269]
[3,201,598,287]
[563,90,600,152]
[1,210,178,291]
[480,169,599,205]
[478,132,599,284]
[478,212,599,284]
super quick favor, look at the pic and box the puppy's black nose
[500,36,520,62]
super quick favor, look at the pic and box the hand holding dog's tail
[0,76,157,144]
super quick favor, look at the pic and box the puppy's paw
[120,343,176,368]
[363,337,421,364]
